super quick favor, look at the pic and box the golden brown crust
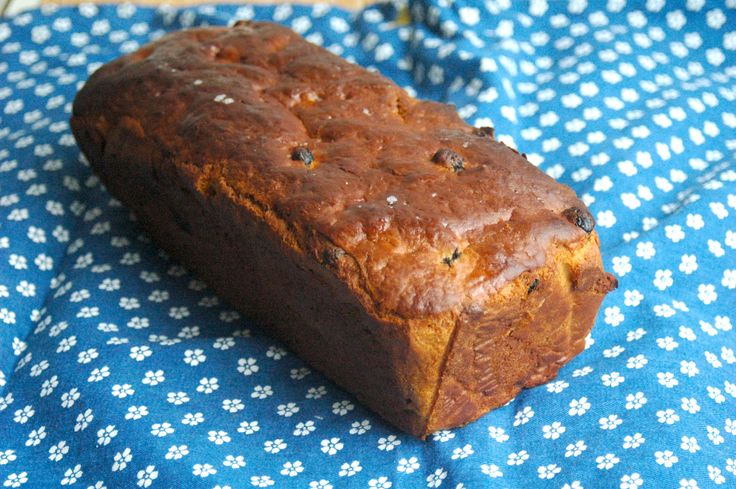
[71,22,616,437]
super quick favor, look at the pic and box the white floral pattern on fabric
[0,0,735,487]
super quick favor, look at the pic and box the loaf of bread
[71,21,617,438]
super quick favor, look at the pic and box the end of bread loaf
[422,232,616,436]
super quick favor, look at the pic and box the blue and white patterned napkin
[0,1,735,488]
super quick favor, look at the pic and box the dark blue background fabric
[1,1,735,487]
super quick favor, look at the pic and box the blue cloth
[1,1,735,488]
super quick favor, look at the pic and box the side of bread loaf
[71,21,616,437]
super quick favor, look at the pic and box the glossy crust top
[73,21,595,320]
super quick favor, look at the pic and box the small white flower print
[293,421,316,436]
[250,475,274,487]
[507,450,529,465]
[487,426,509,442]
[680,397,700,414]
[656,336,679,351]
[623,433,646,449]
[76,348,98,364]
[165,445,189,460]
[432,430,455,442]
[112,449,132,471]
[197,377,219,394]
[697,283,717,304]
[3,472,28,488]
[167,392,190,405]
[306,386,327,399]
[25,426,47,447]
[653,269,673,290]
[168,306,189,319]
[16,280,36,297]
[625,392,648,410]
[213,337,235,350]
[368,476,392,488]
[726,419,736,436]
[721,269,736,289]
[601,372,625,387]
[708,465,726,484]
[397,457,420,473]
[542,421,566,440]
[48,441,69,462]
[129,345,152,361]
[612,255,633,275]
[276,402,299,417]
[0,450,17,466]
[377,435,401,451]
[127,317,148,329]
[280,461,304,477]
[237,357,258,375]
[111,384,134,399]
[238,421,261,435]
[546,380,570,394]
[61,464,83,485]
[150,422,174,437]
[0,309,16,325]
[707,425,724,445]
[513,406,535,426]
[565,440,588,457]
[320,437,343,455]
[707,386,725,403]
[74,409,94,432]
[184,349,206,366]
[349,419,371,435]
[142,370,165,386]
[96,425,117,445]
[657,409,680,425]
[266,346,287,360]
[537,464,561,480]
[596,453,620,470]
[480,463,502,478]
[208,430,231,445]
[98,278,119,291]
[680,436,700,453]
[264,439,287,454]
[620,473,643,489]
[451,444,474,460]
[57,336,77,353]
[339,461,362,477]
[192,463,217,477]
[220,310,241,322]
[136,466,158,488]
[181,412,204,426]
[426,468,447,488]
[223,455,245,469]
[331,400,354,415]
[657,372,679,388]
[567,397,590,416]
[599,414,623,430]
[119,297,139,310]
[626,353,649,369]
[655,450,679,467]
[13,405,34,423]
[222,399,244,413]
